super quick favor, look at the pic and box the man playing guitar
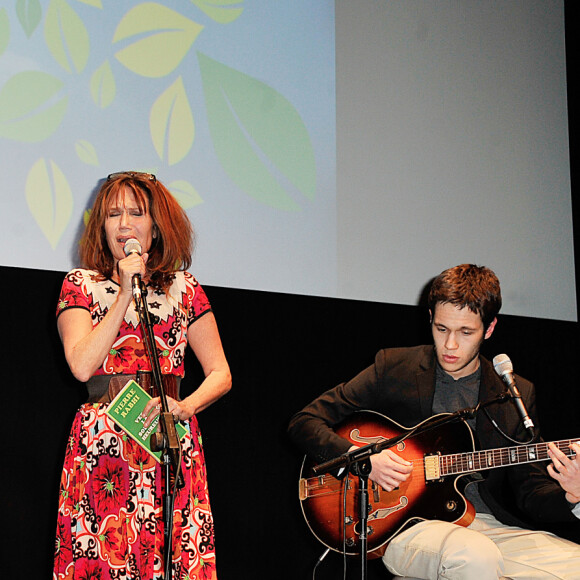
[289,264,580,579]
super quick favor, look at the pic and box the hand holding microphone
[123,238,146,299]
[493,354,535,437]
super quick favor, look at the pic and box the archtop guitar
[298,411,578,557]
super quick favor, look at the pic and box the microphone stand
[132,276,182,580]
[312,394,512,580]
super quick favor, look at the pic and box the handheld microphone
[492,354,535,435]
[123,238,142,256]
[123,238,143,299]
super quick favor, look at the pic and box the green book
[105,379,187,462]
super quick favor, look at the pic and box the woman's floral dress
[53,269,217,580]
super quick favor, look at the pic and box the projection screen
[0,0,575,321]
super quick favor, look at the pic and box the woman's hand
[141,396,193,427]
[117,251,148,294]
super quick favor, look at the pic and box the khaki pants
[384,513,580,579]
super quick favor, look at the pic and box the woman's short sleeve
[56,269,92,318]
[184,272,212,326]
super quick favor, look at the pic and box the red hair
[80,173,194,290]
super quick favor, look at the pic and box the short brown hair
[80,173,194,291]
[427,264,501,329]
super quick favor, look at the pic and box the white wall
[336,0,576,321]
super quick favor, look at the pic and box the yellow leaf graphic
[169,180,203,209]
[0,71,68,142]
[25,158,73,249]
[150,76,195,165]
[75,139,99,166]
[44,0,90,74]
[0,9,9,56]
[114,3,203,78]
[75,0,103,7]
[91,60,116,108]
[190,0,243,24]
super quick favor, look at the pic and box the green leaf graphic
[25,158,73,249]
[75,0,103,7]
[169,180,203,209]
[91,60,116,108]
[0,71,68,142]
[16,0,42,38]
[0,9,9,56]
[198,52,316,211]
[190,0,243,24]
[44,0,90,74]
[75,139,99,166]
[114,3,203,78]
[150,76,195,165]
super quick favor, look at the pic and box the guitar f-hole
[354,522,375,537]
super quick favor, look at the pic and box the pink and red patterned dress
[53,269,217,580]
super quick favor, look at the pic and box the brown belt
[86,371,181,403]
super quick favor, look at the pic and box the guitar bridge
[299,478,307,501]
[424,453,442,482]
[299,474,352,501]
[371,480,381,502]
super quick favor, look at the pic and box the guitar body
[299,411,476,557]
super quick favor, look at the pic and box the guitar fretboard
[439,438,579,476]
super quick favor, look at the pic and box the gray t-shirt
[432,363,491,514]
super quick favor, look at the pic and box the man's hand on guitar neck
[349,445,413,492]
[547,442,580,505]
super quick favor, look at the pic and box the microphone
[492,354,535,435]
[123,237,142,256]
[123,238,143,299]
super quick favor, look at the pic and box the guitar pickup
[424,453,441,482]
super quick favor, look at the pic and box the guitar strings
[305,439,578,495]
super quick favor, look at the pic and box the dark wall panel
[2,265,578,579]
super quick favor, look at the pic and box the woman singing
[53,171,231,579]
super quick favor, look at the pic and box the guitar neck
[438,438,579,477]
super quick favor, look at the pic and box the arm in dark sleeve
[511,462,576,524]
[506,381,577,524]
[288,353,384,464]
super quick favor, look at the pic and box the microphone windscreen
[492,353,513,377]
[124,238,142,256]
